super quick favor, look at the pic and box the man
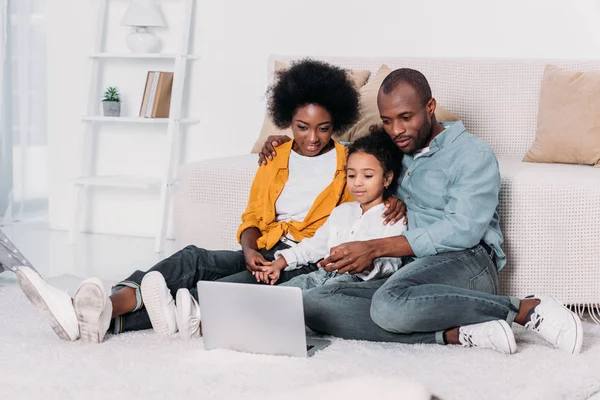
[259,68,583,354]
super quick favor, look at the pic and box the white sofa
[173,55,600,314]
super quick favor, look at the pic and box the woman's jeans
[112,242,317,333]
[303,244,520,345]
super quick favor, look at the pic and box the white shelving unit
[69,0,198,253]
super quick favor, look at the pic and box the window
[0,0,47,222]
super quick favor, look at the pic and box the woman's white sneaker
[15,266,80,341]
[175,288,201,340]
[524,296,583,354]
[74,278,113,344]
[458,320,517,354]
[141,271,178,336]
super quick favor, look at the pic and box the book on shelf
[139,71,174,118]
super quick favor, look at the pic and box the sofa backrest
[269,55,600,158]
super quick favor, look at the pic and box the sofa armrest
[173,154,258,250]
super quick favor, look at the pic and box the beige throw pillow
[345,64,459,142]
[250,62,371,153]
[524,65,600,167]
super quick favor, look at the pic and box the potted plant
[102,86,121,117]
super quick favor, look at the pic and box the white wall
[48,0,600,237]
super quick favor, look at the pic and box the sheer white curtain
[0,0,47,224]
[0,0,9,225]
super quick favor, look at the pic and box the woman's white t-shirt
[275,148,337,223]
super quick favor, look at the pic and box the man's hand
[383,196,407,226]
[243,249,272,273]
[258,135,292,166]
[318,241,377,275]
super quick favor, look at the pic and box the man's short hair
[380,68,432,106]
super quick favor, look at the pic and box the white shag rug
[1,274,600,400]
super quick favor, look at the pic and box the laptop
[197,281,331,357]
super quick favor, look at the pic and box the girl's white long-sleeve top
[275,202,407,281]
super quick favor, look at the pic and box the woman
[16,59,405,344]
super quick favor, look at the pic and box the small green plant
[102,86,121,102]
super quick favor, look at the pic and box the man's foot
[523,295,583,354]
[141,271,178,336]
[175,288,201,340]
[74,278,113,344]
[458,320,517,354]
[15,266,80,341]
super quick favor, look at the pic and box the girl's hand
[255,265,281,285]
[254,270,270,284]
[382,196,407,226]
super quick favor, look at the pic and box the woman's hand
[382,196,407,226]
[257,135,292,166]
[243,249,272,274]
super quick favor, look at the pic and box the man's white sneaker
[141,271,178,336]
[74,278,113,344]
[175,288,201,340]
[458,320,517,354]
[524,296,583,354]
[15,266,80,341]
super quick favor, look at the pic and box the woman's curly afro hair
[267,59,360,137]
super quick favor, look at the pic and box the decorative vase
[103,101,121,117]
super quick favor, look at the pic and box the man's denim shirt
[398,121,506,270]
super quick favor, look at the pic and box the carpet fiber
[1,274,600,400]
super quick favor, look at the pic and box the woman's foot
[141,271,178,336]
[522,296,583,354]
[15,266,80,341]
[453,320,517,354]
[175,288,201,340]
[74,278,113,344]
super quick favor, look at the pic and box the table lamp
[121,0,167,53]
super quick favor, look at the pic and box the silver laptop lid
[197,281,308,357]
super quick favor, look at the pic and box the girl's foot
[175,288,201,340]
[141,271,178,336]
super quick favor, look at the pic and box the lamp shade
[121,0,167,28]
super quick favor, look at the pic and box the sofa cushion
[250,62,371,153]
[344,64,460,142]
[524,65,600,167]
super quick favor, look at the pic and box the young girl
[257,126,406,289]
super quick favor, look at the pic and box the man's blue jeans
[303,244,520,344]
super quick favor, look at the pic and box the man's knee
[370,287,420,334]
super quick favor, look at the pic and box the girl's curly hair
[348,125,404,199]
[267,59,360,137]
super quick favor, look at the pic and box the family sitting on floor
[11,59,583,355]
